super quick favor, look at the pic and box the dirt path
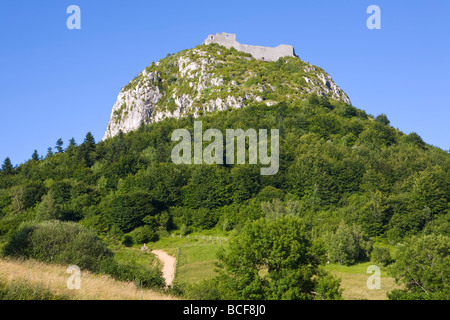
[151,250,176,287]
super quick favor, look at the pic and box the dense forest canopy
[1,96,448,244]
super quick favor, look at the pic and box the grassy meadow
[323,262,401,300]
[0,228,401,300]
[143,232,401,300]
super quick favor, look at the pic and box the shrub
[371,246,392,267]
[129,225,158,244]
[180,224,187,236]
[2,220,113,272]
[222,219,231,232]
[100,260,164,289]
[255,186,285,203]
[122,234,134,247]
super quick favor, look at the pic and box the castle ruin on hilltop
[204,33,296,62]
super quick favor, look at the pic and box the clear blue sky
[1,0,449,165]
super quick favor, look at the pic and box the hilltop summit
[204,32,296,62]
[103,38,350,140]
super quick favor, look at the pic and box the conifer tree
[79,132,96,166]
[55,138,64,153]
[68,138,77,147]
[31,150,39,161]
[66,138,77,156]
[83,132,96,147]
[1,157,14,175]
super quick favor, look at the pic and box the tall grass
[0,258,176,300]
[0,278,67,300]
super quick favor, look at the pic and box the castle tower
[204,33,236,45]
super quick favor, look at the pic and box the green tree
[49,180,72,204]
[423,214,450,237]
[410,167,448,215]
[1,157,14,175]
[78,132,96,166]
[217,217,342,300]
[83,132,96,146]
[388,234,449,300]
[122,234,134,247]
[68,138,77,147]
[375,113,390,126]
[328,222,372,265]
[66,138,77,155]
[156,126,169,162]
[182,165,230,209]
[106,191,157,233]
[328,222,359,265]
[230,165,260,203]
[359,190,390,236]
[22,181,46,209]
[261,198,300,220]
[55,138,64,153]
[405,132,426,149]
[371,246,392,267]
[9,186,25,213]
[36,193,61,221]
[180,224,188,235]
[129,225,158,244]
[31,150,39,161]
[255,186,285,203]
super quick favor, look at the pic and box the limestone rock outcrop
[103,36,351,140]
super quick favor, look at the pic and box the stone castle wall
[204,33,296,62]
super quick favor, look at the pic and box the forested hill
[1,95,448,246]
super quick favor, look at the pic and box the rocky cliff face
[103,43,351,140]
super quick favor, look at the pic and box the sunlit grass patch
[324,262,401,300]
